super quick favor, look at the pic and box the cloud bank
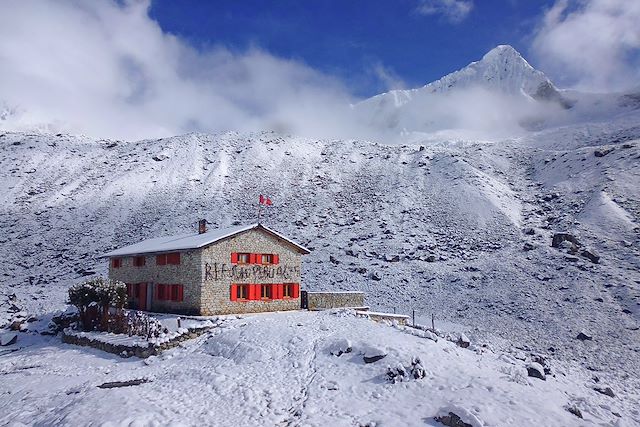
[0,0,366,141]
[531,0,640,92]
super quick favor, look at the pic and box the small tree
[69,277,127,332]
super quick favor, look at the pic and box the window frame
[261,254,274,265]
[111,258,122,269]
[237,253,250,264]
[236,284,249,300]
[283,283,293,298]
[261,284,272,299]
[133,256,145,267]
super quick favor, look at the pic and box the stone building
[104,222,310,315]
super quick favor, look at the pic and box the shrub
[69,277,127,332]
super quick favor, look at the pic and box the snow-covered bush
[124,311,167,339]
[68,277,126,332]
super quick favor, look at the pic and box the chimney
[198,219,207,234]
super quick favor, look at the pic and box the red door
[139,283,147,311]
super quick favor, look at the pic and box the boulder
[576,330,592,341]
[523,242,535,251]
[0,332,18,346]
[523,228,536,235]
[363,346,387,364]
[594,386,615,398]
[527,362,546,380]
[581,249,600,264]
[369,272,382,281]
[552,233,580,249]
[328,339,352,357]
[434,412,473,427]
[565,405,583,419]
[456,333,470,349]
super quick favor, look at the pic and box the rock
[565,405,583,419]
[581,249,600,264]
[523,228,536,235]
[369,272,382,281]
[329,255,340,265]
[384,254,400,262]
[434,412,473,427]
[151,154,169,162]
[594,147,614,157]
[328,338,352,357]
[527,362,546,380]
[594,386,615,398]
[552,233,580,249]
[363,347,387,364]
[425,255,437,262]
[523,242,535,251]
[576,330,592,341]
[456,333,470,349]
[9,320,24,331]
[0,332,18,346]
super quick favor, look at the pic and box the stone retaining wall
[61,326,212,358]
[307,291,365,311]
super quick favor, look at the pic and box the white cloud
[0,0,368,141]
[416,0,474,23]
[531,0,640,92]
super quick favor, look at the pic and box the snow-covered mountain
[354,45,638,139]
[365,45,563,107]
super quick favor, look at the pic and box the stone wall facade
[306,291,365,311]
[108,228,302,315]
[199,229,301,315]
[109,249,202,315]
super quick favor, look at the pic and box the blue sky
[150,1,556,97]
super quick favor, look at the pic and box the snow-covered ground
[1,310,634,426]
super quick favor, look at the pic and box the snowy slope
[1,111,639,407]
[0,310,634,426]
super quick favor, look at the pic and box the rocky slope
[1,111,639,398]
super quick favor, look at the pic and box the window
[261,254,273,265]
[236,284,249,300]
[133,256,145,267]
[167,252,180,265]
[111,258,122,268]
[261,284,272,299]
[156,252,180,266]
[283,283,293,298]
[238,253,250,264]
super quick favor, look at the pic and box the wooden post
[177,317,181,329]
[412,309,415,326]
[431,313,435,332]
[393,307,396,314]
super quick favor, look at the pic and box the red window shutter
[292,284,300,298]
[249,253,256,264]
[273,254,279,265]
[248,284,254,300]
[178,285,184,302]
[231,253,238,264]
[156,255,165,265]
[275,284,282,299]
[251,284,259,300]
[175,253,181,264]
[230,284,238,301]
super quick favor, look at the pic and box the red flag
[259,195,273,206]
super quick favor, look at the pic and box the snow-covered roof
[103,223,310,257]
